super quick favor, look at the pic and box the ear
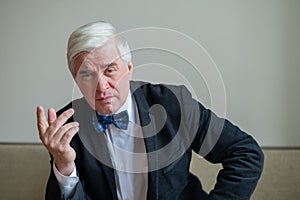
[127,61,133,73]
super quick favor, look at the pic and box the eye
[104,64,118,75]
[106,68,116,73]
[78,69,97,80]
[79,70,91,76]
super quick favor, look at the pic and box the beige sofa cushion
[0,144,49,200]
[190,149,300,199]
[0,144,299,200]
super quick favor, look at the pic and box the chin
[95,105,114,115]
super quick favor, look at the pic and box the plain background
[0,0,299,147]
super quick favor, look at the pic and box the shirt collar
[114,90,135,123]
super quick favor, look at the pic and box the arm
[192,108,264,200]
[45,158,90,200]
[52,162,79,197]
[36,106,90,200]
[174,85,263,199]
[37,106,78,175]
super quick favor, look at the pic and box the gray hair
[67,21,131,74]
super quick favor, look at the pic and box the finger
[49,108,75,134]
[48,108,57,125]
[60,125,79,146]
[36,106,48,135]
[51,122,79,143]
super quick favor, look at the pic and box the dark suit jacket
[45,81,264,200]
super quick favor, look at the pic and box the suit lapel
[131,81,159,200]
[131,81,158,152]
[72,98,118,200]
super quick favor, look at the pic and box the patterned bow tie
[96,110,129,132]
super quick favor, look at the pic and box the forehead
[74,41,121,69]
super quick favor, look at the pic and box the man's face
[73,41,133,114]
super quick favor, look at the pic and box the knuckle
[59,126,67,133]
[47,125,56,133]
[63,125,78,138]
[48,141,56,150]
[64,131,73,141]
[41,138,48,145]
[57,145,65,153]
[37,122,44,132]
[67,127,79,137]
[60,109,73,121]
[40,134,49,145]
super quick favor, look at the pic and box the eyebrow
[78,69,91,75]
[77,62,118,74]
[101,62,118,68]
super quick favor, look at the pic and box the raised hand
[36,106,79,176]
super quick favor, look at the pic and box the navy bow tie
[96,110,129,132]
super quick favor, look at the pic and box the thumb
[36,106,48,134]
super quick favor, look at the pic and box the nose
[96,74,109,92]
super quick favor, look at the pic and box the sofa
[0,143,299,200]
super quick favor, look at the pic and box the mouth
[95,96,113,103]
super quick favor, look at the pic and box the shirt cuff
[53,162,79,197]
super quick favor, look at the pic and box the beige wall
[0,0,299,146]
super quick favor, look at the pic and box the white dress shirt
[53,92,148,200]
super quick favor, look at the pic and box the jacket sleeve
[45,103,91,200]
[206,114,263,199]
[45,156,91,200]
[183,88,264,199]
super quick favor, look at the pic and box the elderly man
[36,21,264,200]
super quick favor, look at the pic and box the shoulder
[130,80,198,114]
[130,80,190,97]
